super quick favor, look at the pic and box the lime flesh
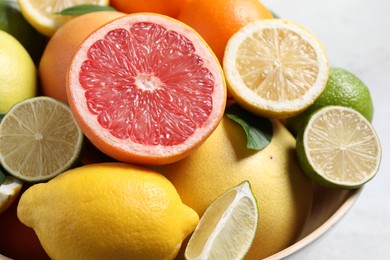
[185,181,258,260]
[0,97,84,182]
[296,106,381,189]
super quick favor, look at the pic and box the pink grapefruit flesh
[67,13,226,165]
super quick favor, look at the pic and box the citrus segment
[0,97,84,182]
[17,0,110,36]
[296,106,381,189]
[68,13,226,165]
[185,181,258,260]
[223,19,329,118]
[39,11,126,104]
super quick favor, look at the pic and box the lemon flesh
[0,97,84,182]
[297,106,381,189]
[185,181,258,260]
[223,19,329,118]
[18,0,110,36]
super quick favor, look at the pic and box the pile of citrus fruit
[0,0,382,259]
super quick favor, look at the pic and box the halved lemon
[17,0,110,36]
[223,19,329,118]
[185,181,258,260]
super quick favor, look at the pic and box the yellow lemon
[17,0,110,37]
[223,19,329,118]
[157,116,314,259]
[0,30,37,113]
[17,162,199,260]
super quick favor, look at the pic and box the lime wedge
[185,181,258,260]
[296,106,381,189]
[0,96,84,182]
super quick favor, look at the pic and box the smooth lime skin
[286,67,374,135]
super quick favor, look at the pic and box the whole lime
[0,0,47,64]
[286,67,374,135]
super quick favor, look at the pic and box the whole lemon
[17,163,199,260]
[0,30,36,113]
[157,116,313,259]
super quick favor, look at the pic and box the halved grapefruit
[67,13,226,165]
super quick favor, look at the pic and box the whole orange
[110,0,189,18]
[177,0,273,63]
[39,11,126,104]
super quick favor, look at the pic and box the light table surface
[261,0,390,259]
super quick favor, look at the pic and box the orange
[110,0,189,18]
[177,0,273,64]
[39,11,126,104]
[67,13,226,165]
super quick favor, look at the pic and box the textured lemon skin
[157,117,314,259]
[17,162,199,260]
[0,30,36,113]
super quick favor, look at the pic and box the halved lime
[185,181,258,260]
[296,106,381,189]
[0,97,84,182]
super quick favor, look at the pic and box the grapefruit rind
[67,13,226,165]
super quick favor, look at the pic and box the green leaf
[56,5,116,15]
[225,104,273,150]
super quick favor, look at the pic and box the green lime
[0,0,47,64]
[0,96,84,182]
[286,67,374,135]
[296,106,381,189]
[185,181,258,260]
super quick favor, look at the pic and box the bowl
[267,184,362,259]
[0,183,361,260]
